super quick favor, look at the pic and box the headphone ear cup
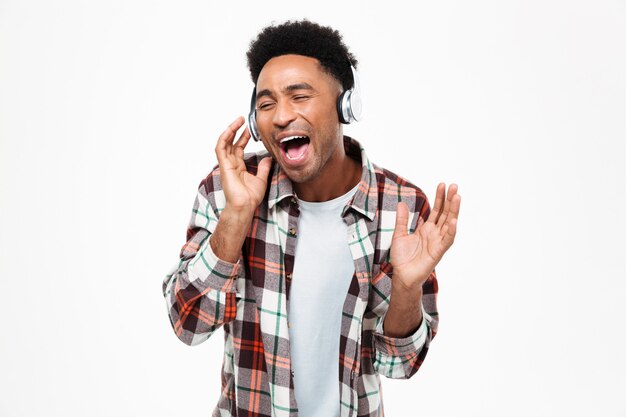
[339,65,362,124]
[248,87,261,141]
[248,109,260,141]
[336,90,351,124]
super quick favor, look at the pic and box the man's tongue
[285,137,309,160]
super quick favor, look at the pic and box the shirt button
[288,227,297,236]
[286,273,292,280]
[291,197,298,205]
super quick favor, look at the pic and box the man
[163,20,461,417]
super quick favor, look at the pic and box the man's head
[247,20,358,93]
[246,20,359,185]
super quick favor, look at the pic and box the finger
[233,127,252,154]
[440,194,460,242]
[393,202,410,240]
[255,157,272,182]
[437,183,458,229]
[215,116,245,153]
[215,117,245,163]
[441,217,457,248]
[428,183,446,224]
[448,194,461,222]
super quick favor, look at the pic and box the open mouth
[279,135,310,161]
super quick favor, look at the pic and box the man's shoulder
[370,162,429,213]
[371,161,428,198]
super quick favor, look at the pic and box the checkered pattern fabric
[163,137,439,417]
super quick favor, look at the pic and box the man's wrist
[210,207,254,263]
[391,265,430,294]
[383,284,423,338]
[222,205,256,226]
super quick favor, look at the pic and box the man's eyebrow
[256,89,272,100]
[256,83,314,100]
[283,82,314,93]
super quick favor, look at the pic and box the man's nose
[272,100,297,127]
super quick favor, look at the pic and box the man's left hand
[390,183,461,291]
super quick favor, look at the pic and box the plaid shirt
[163,137,439,417]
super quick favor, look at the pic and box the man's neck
[293,146,362,202]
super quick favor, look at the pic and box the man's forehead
[256,54,337,91]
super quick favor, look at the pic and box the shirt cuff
[187,235,240,292]
[374,306,429,356]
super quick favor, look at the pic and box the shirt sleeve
[371,290,435,379]
[162,169,241,346]
[370,187,440,379]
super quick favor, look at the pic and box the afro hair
[246,20,358,91]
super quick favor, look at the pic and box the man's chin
[280,164,318,185]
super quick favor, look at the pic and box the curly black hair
[246,20,358,91]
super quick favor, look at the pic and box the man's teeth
[280,135,307,144]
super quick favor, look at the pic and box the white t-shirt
[288,183,360,417]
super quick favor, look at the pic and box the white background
[1,1,625,416]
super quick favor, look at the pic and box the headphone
[247,65,362,142]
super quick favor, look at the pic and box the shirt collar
[267,136,378,221]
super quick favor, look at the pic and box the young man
[163,20,461,417]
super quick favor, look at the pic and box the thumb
[255,157,272,183]
[393,202,409,240]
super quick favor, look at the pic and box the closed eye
[257,101,276,111]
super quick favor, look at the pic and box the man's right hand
[210,117,272,263]
[215,116,272,218]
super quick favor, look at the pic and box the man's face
[254,54,343,184]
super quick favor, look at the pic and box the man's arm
[162,178,243,346]
[386,182,458,337]
[371,264,438,379]
[371,183,459,378]
[162,117,272,345]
